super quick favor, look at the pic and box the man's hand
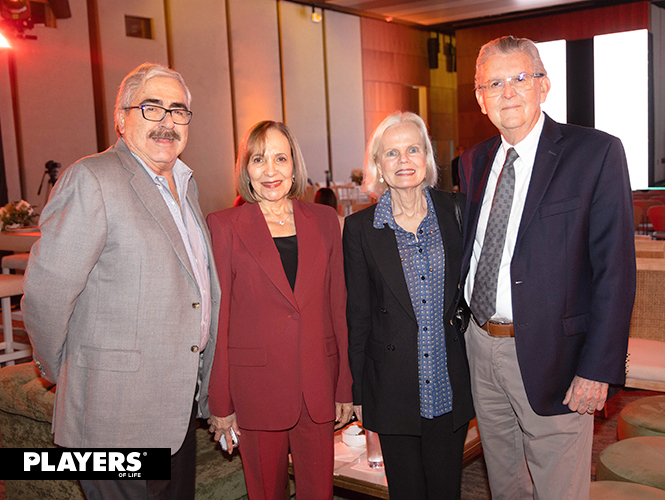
[335,402,354,430]
[563,376,608,414]
[208,413,240,452]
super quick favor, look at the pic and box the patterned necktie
[470,147,519,326]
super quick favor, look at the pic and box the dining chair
[633,206,643,233]
[0,274,31,366]
[2,253,29,274]
[634,200,664,234]
[648,205,665,240]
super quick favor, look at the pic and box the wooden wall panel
[0,51,21,202]
[97,0,169,148]
[227,0,283,144]
[651,4,665,185]
[169,0,236,215]
[13,0,97,208]
[325,10,366,184]
[280,2,330,183]
[363,81,419,140]
[428,35,460,191]
[456,1,650,150]
[361,17,429,141]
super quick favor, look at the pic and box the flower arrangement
[350,169,364,186]
[0,200,38,231]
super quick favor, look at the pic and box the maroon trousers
[238,398,334,500]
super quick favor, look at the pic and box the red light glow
[0,31,11,48]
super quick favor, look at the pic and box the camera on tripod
[38,160,61,196]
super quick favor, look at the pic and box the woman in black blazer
[343,111,474,500]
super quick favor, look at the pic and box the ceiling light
[311,5,322,23]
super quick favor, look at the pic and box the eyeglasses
[476,72,545,98]
[124,105,193,125]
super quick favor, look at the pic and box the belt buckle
[488,319,511,327]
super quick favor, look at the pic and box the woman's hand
[208,413,240,452]
[335,402,354,430]
[353,405,363,424]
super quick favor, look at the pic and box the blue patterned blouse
[373,188,453,418]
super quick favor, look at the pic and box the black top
[274,235,298,291]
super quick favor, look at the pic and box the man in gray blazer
[22,63,221,500]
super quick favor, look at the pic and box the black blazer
[459,115,636,416]
[344,188,474,435]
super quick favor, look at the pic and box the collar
[500,111,545,168]
[373,187,434,230]
[124,139,192,185]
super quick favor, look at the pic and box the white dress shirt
[465,112,546,322]
[132,150,212,349]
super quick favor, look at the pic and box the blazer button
[380,308,387,314]
[192,302,201,309]
[292,312,301,320]
[191,345,199,352]
[387,344,396,351]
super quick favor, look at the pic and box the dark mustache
[148,128,181,141]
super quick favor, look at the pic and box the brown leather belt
[480,320,515,338]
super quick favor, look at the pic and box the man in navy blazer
[458,36,635,499]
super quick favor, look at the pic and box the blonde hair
[235,121,308,203]
[363,111,437,198]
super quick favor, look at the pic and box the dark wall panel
[566,38,594,128]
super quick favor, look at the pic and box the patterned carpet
[0,388,659,500]
[331,388,660,500]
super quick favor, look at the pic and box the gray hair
[363,111,437,198]
[114,63,191,137]
[235,121,308,203]
[475,36,547,88]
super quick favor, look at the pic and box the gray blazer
[22,138,221,454]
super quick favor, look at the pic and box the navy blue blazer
[459,114,636,416]
[344,188,474,435]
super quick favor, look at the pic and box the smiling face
[117,76,190,176]
[475,51,550,145]
[247,129,294,204]
[377,122,428,192]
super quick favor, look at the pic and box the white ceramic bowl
[341,423,366,448]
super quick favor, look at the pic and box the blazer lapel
[292,200,326,306]
[431,190,462,317]
[115,140,196,284]
[517,115,563,241]
[461,138,500,279]
[363,211,417,323]
[232,203,299,310]
[186,180,221,300]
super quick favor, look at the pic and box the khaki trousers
[466,319,593,500]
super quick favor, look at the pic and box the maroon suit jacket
[206,199,353,430]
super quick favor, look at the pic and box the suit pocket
[561,313,589,337]
[77,345,141,372]
[324,337,339,357]
[539,197,582,218]
[228,347,267,367]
